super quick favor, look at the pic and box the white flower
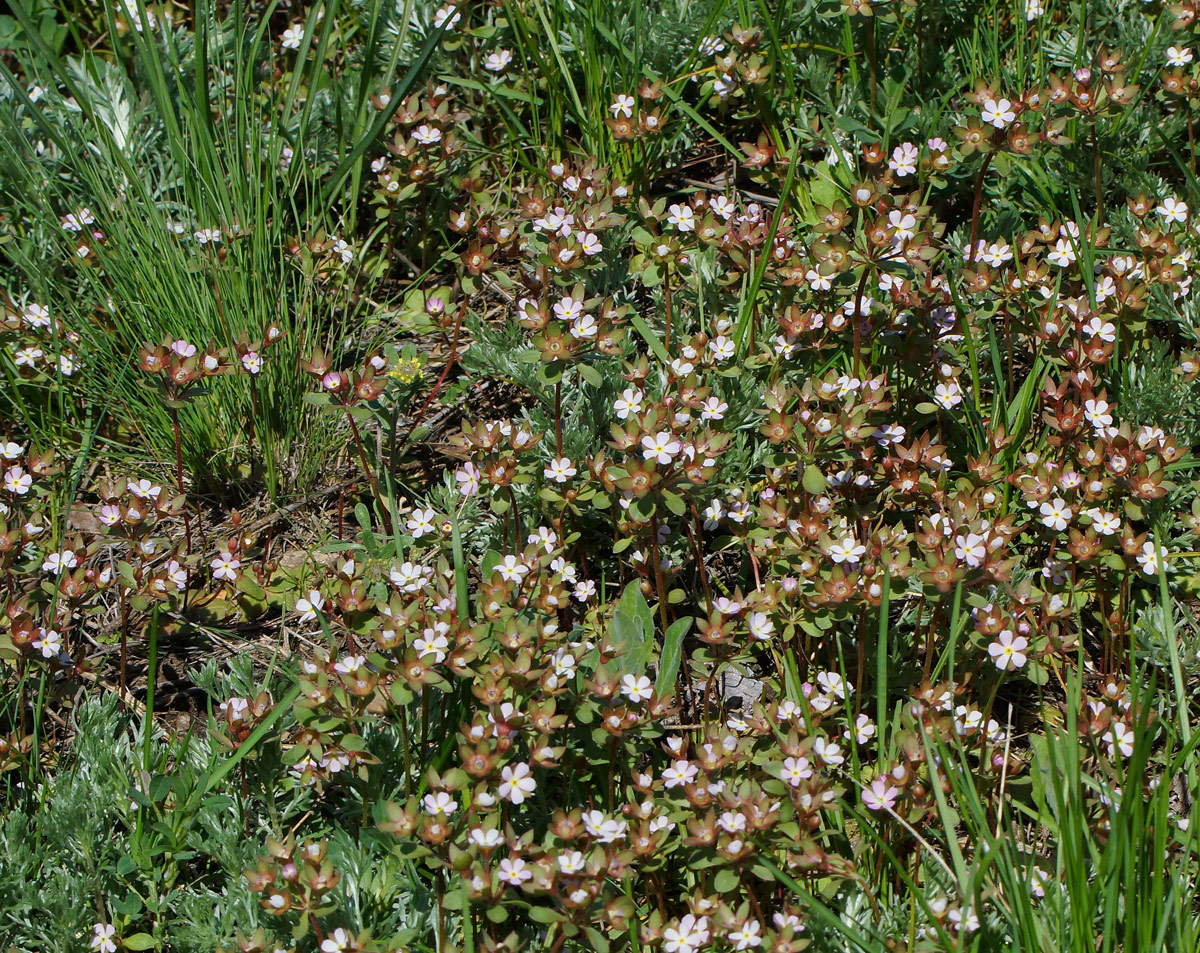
[423,791,458,816]
[620,673,654,703]
[1087,508,1120,535]
[281,24,303,49]
[1048,238,1076,268]
[1082,317,1116,342]
[406,507,437,538]
[828,537,867,564]
[578,231,604,255]
[817,670,850,698]
[469,827,504,849]
[557,849,586,873]
[747,611,774,641]
[13,346,43,367]
[413,124,442,145]
[848,713,876,744]
[667,203,695,232]
[728,920,763,950]
[455,461,481,496]
[3,466,32,495]
[32,628,62,659]
[570,313,597,339]
[814,736,845,767]
[1083,398,1113,430]
[295,590,324,622]
[1167,46,1194,67]
[862,775,900,811]
[413,627,450,662]
[610,94,636,118]
[321,928,351,953]
[90,924,118,953]
[497,857,532,886]
[988,630,1029,670]
[433,5,461,29]
[241,351,263,374]
[484,49,513,72]
[209,551,239,582]
[1039,498,1072,531]
[43,550,78,575]
[933,380,963,408]
[662,759,699,788]
[700,396,728,420]
[1158,197,1189,224]
[954,532,986,568]
[127,478,162,500]
[641,431,682,464]
[981,97,1016,128]
[334,654,366,675]
[1107,721,1134,759]
[663,914,710,953]
[888,142,918,176]
[498,762,536,803]
[1136,540,1168,575]
[573,579,596,602]
[779,756,812,786]
[23,303,51,328]
[888,210,917,241]
[709,335,735,362]
[494,554,529,583]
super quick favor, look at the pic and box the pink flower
[862,775,900,811]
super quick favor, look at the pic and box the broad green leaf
[655,616,692,697]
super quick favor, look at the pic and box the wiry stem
[663,275,673,354]
[169,406,193,555]
[967,151,994,266]
[345,407,394,535]
[554,376,564,458]
[852,264,872,377]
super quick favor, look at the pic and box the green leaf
[802,465,827,495]
[713,867,740,893]
[629,495,656,521]
[578,361,603,387]
[655,617,692,697]
[123,934,157,951]
[583,926,611,953]
[619,580,655,644]
[529,905,565,924]
[630,313,671,365]
[603,609,651,679]
[111,890,143,917]
[481,550,502,581]
[661,489,686,517]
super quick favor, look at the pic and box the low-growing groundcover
[3,0,1200,950]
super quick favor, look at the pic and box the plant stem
[967,151,994,266]
[663,275,673,354]
[852,264,872,377]
[169,406,193,555]
[397,299,465,452]
[345,408,394,535]
[554,376,564,458]
[648,514,671,634]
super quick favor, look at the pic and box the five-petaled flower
[498,762,537,803]
[988,630,1029,670]
[981,97,1016,128]
[211,550,240,582]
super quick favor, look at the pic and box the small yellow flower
[389,356,424,383]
